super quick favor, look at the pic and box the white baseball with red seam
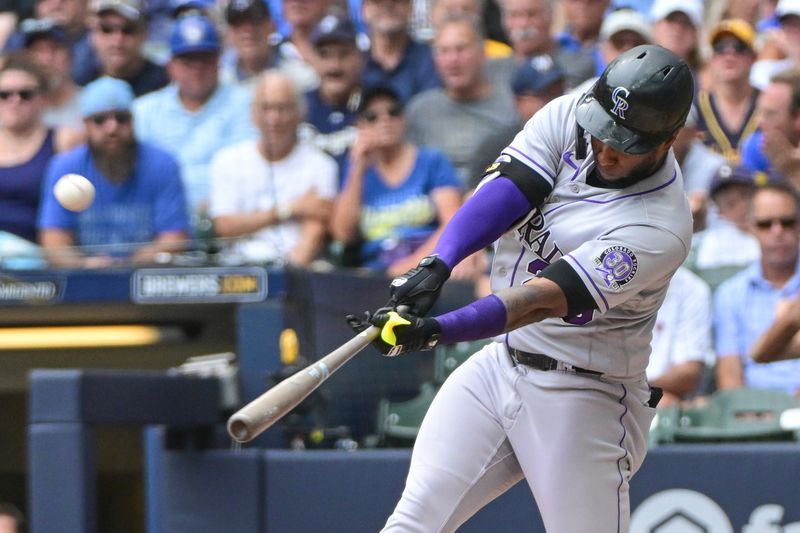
[54,173,95,212]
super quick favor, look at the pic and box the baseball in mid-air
[54,173,95,212]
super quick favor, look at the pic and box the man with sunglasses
[694,19,760,165]
[714,181,800,396]
[86,0,168,96]
[38,76,190,267]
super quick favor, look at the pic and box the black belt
[508,348,603,376]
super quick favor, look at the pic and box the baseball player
[348,44,694,532]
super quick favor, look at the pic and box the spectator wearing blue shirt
[741,66,800,179]
[38,77,191,267]
[132,14,255,217]
[4,0,99,85]
[219,0,280,89]
[273,0,329,92]
[301,13,363,181]
[714,182,800,395]
[360,0,441,103]
[555,0,609,89]
[331,86,463,275]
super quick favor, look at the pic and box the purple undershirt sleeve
[433,177,532,269]
[435,294,507,344]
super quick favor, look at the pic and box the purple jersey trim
[544,170,678,217]
[615,384,630,533]
[434,177,531,269]
[436,294,507,344]
[566,253,610,312]
[505,146,555,181]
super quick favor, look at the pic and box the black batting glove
[389,255,450,316]
[369,310,442,356]
[345,310,395,354]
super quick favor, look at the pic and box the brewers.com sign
[131,267,268,304]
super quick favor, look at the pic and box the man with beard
[38,76,191,267]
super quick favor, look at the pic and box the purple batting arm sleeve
[436,294,507,344]
[433,177,532,269]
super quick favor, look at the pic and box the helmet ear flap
[575,123,587,159]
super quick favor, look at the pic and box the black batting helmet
[575,44,694,154]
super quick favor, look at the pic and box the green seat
[374,382,439,445]
[433,339,492,385]
[651,388,800,445]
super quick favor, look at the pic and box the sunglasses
[89,111,132,126]
[712,39,751,55]
[0,88,38,101]
[361,104,403,123]
[98,23,139,36]
[754,217,797,230]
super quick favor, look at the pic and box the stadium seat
[374,382,439,445]
[651,388,800,445]
[433,339,492,385]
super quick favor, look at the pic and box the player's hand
[389,255,450,316]
[345,310,441,356]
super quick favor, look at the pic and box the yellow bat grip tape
[381,311,411,346]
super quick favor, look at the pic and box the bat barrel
[226,325,382,443]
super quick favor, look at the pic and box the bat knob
[227,415,254,443]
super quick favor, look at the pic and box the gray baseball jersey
[487,94,693,379]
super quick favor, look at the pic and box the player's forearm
[433,177,532,269]
[433,278,567,344]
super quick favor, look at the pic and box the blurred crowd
[0,0,798,402]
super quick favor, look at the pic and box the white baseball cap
[650,0,703,28]
[600,9,652,42]
[776,0,800,20]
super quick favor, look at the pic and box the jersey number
[527,259,594,325]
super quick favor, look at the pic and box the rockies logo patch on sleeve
[593,246,638,290]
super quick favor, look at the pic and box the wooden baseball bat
[227,325,381,443]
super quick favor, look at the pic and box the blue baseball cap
[511,56,564,95]
[170,0,214,17]
[311,14,357,47]
[80,76,134,117]
[20,18,69,47]
[170,14,221,56]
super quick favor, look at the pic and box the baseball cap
[511,55,564,95]
[169,14,221,56]
[311,14,357,47]
[80,76,134,117]
[709,19,756,50]
[776,0,800,20]
[225,0,270,23]
[170,0,214,17]
[599,9,652,42]
[649,0,703,27]
[90,0,144,21]
[708,164,770,197]
[19,18,69,47]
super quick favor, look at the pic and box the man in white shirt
[648,267,713,406]
[209,70,337,265]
